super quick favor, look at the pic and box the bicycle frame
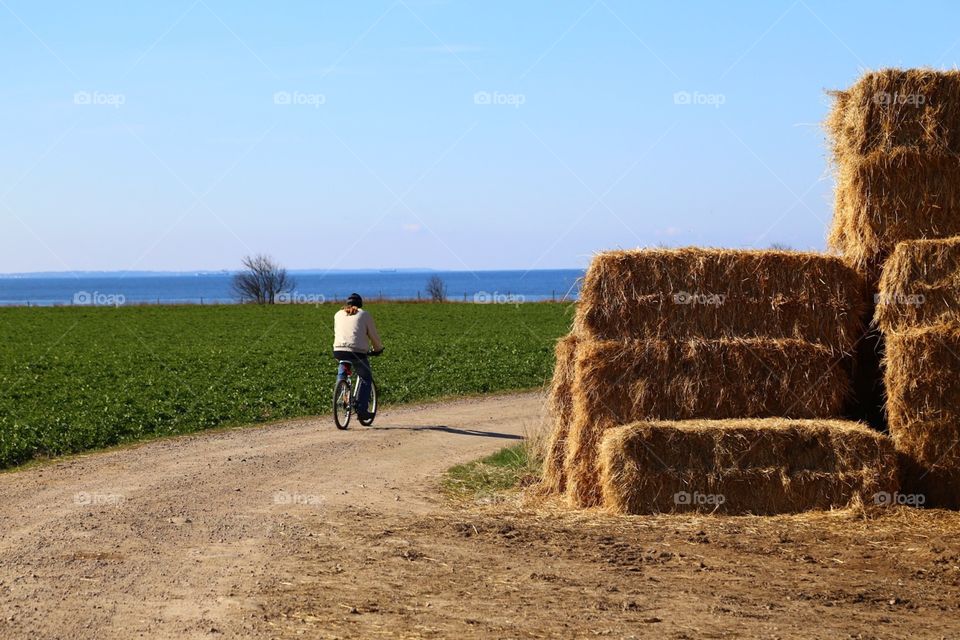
[334,353,379,429]
[338,362,364,398]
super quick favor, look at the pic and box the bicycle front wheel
[333,379,353,430]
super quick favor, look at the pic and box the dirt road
[0,394,534,639]
[2,392,960,639]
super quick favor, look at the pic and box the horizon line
[0,266,586,278]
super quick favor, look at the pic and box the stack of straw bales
[828,69,960,508]
[877,239,960,507]
[828,69,960,283]
[542,248,883,513]
[542,68,960,514]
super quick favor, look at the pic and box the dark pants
[333,351,373,417]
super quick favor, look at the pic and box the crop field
[0,302,572,469]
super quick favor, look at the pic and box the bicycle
[333,350,381,430]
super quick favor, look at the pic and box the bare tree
[769,243,793,251]
[232,254,295,304]
[425,275,447,302]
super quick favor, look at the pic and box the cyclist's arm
[366,314,384,352]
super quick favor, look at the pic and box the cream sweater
[333,309,383,353]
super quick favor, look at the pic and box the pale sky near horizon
[3,1,960,273]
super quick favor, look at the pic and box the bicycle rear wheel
[333,379,353,430]
[358,380,378,426]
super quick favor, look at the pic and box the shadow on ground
[367,425,524,440]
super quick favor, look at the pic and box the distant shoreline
[0,269,584,307]
[0,267,582,279]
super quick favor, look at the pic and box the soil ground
[1,392,959,639]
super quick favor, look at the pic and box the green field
[0,302,572,469]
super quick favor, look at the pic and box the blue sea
[0,270,583,306]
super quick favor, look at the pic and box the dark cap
[347,293,363,308]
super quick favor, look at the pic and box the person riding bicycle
[333,293,383,420]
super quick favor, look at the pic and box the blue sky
[3,1,960,273]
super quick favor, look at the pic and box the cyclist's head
[347,293,363,308]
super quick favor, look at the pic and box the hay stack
[828,69,960,282]
[876,237,960,333]
[564,337,851,507]
[877,238,960,506]
[541,332,579,494]
[540,247,867,508]
[827,69,960,435]
[574,248,865,345]
[885,324,960,507]
[598,418,899,515]
[827,69,960,158]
